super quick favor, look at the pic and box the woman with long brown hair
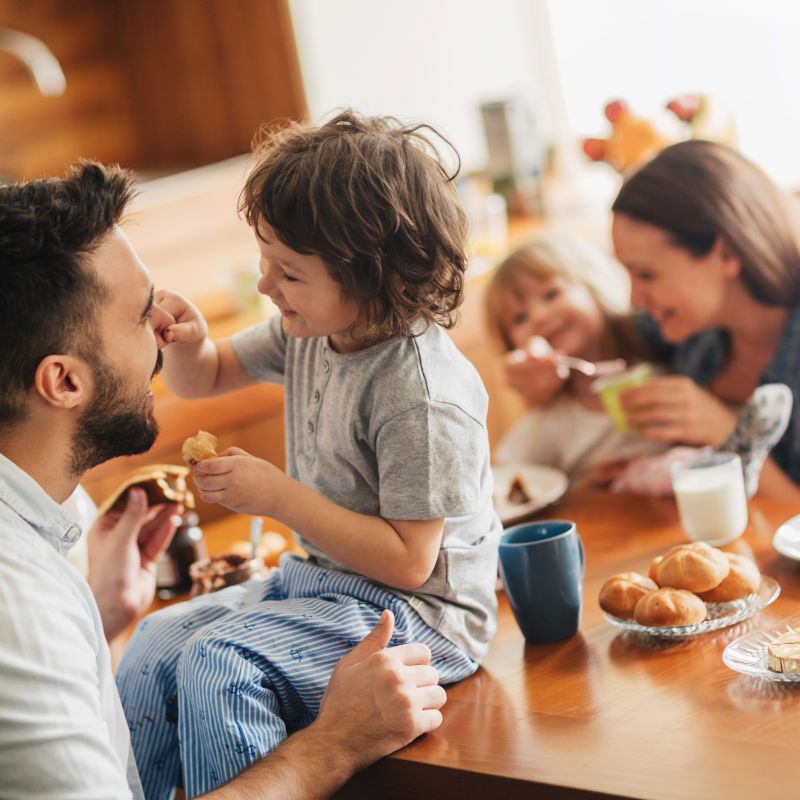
[610,140,800,498]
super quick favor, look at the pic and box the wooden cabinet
[0,0,305,179]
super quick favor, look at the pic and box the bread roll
[697,553,760,602]
[655,542,729,593]
[648,556,663,584]
[182,430,219,465]
[634,588,707,627]
[599,572,659,619]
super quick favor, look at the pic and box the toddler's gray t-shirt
[232,315,500,661]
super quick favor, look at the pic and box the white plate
[723,616,800,682]
[603,576,781,638]
[492,463,569,526]
[772,514,800,561]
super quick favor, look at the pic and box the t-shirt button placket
[313,389,321,403]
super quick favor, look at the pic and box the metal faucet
[0,28,65,96]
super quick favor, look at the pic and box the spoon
[557,355,627,377]
[509,336,627,378]
[250,517,263,561]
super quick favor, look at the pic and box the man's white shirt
[0,454,143,799]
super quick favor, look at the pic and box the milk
[671,454,748,546]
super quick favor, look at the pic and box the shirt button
[307,421,314,434]
[313,389,321,402]
[323,360,330,373]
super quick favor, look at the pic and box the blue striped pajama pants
[117,554,478,799]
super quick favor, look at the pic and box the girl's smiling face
[501,272,606,358]
[612,213,736,343]
[255,222,363,352]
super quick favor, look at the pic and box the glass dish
[723,616,800,682]
[603,576,780,638]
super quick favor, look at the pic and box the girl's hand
[503,338,567,408]
[620,376,738,446]
[190,447,288,516]
[155,289,209,345]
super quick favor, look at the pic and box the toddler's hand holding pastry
[189,443,287,517]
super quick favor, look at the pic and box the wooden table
[333,488,800,800]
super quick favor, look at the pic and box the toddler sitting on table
[116,110,501,799]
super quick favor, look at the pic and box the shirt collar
[0,453,82,555]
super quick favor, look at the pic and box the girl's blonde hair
[485,233,631,352]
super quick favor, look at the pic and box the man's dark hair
[0,161,136,428]
[239,109,468,341]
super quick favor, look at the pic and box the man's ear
[713,236,741,279]
[33,355,92,410]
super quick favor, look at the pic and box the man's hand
[621,376,738,447]
[316,610,447,772]
[87,488,181,641]
[190,447,287,516]
[201,611,446,799]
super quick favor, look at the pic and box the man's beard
[69,350,163,476]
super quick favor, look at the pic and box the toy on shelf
[583,95,737,174]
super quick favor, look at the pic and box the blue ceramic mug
[499,520,585,644]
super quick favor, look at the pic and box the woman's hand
[621,376,738,446]
[190,447,289,516]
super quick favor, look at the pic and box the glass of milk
[670,452,748,546]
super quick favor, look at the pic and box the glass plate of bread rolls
[599,542,780,638]
[723,618,800,681]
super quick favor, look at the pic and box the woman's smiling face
[611,213,735,343]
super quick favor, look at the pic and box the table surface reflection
[334,488,800,800]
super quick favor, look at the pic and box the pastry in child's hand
[696,553,761,602]
[633,587,707,627]
[655,542,730,593]
[599,572,658,619]
[182,430,219,465]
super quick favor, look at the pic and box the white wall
[289,0,800,189]
[288,0,554,174]
[547,0,800,188]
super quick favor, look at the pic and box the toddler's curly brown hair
[239,109,467,340]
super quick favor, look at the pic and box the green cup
[592,364,652,432]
